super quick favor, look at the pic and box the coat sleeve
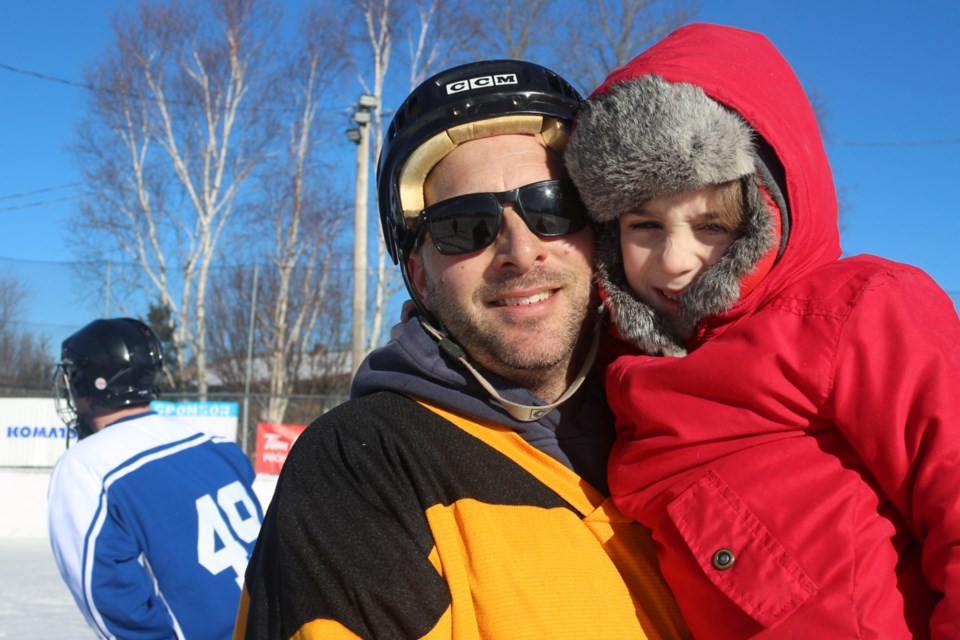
[87,507,179,637]
[48,455,177,639]
[237,399,451,639]
[829,263,960,639]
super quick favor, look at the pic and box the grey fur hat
[566,74,756,220]
[565,74,780,355]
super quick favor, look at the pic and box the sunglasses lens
[420,181,588,256]
[519,180,588,236]
[426,194,500,255]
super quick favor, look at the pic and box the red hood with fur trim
[591,23,841,311]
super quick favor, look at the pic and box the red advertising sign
[254,422,307,475]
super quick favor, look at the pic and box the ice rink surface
[0,538,88,638]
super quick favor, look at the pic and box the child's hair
[712,179,745,232]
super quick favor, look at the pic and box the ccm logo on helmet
[445,73,518,95]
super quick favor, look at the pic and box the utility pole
[242,263,258,457]
[346,94,378,376]
[104,259,111,316]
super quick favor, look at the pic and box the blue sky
[1,1,958,354]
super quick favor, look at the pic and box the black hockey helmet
[376,59,582,297]
[373,61,599,424]
[56,317,164,411]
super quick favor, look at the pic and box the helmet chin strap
[419,309,602,422]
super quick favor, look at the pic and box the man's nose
[491,206,547,271]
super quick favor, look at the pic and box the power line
[0,182,83,202]
[0,61,353,116]
[0,253,361,271]
[0,62,940,147]
[9,319,83,332]
[0,195,77,213]
[0,63,95,91]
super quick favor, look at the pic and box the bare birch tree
[71,0,279,396]
[205,7,353,425]
[257,10,351,422]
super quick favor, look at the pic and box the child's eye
[700,223,733,234]
[628,220,661,231]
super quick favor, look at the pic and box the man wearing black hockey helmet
[376,57,602,421]
[53,316,164,442]
[238,60,687,639]
[49,317,261,639]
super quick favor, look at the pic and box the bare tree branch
[469,0,553,60]
[551,0,699,93]
[0,273,54,390]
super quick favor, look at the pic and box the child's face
[619,185,740,320]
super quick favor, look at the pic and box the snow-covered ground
[0,537,88,638]
[0,468,277,638]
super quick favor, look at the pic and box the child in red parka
[565,23,960,639]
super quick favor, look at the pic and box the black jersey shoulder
[289,390,572,511]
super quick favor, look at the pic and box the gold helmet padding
[398,115,570,225]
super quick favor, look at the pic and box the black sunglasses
[417,179,589,256]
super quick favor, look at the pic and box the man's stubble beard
[426,268,592,389]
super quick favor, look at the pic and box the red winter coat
[588,24,959,639]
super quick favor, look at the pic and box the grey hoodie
[350,316,615,493]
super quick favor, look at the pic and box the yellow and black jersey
[236,391,687,639]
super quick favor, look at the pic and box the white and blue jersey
[47,411,262,639]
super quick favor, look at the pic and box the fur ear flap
[566,75,755,222]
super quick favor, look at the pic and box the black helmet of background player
[376,59,583,322]
[54,318,163,440]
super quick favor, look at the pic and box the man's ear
[406,251,431,309]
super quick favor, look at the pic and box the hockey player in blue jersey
[48,317,263,639]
